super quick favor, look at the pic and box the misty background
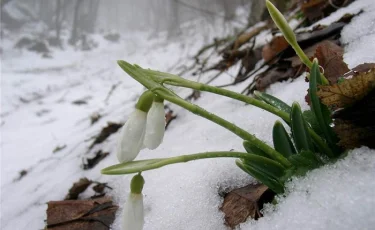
[1,0,278,54]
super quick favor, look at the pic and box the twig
[104,82,121,103]
[175,0,247,25]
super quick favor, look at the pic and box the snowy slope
[1,0,375,229]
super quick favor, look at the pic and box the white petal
[123,193,144,230]
[117,109,147,163]
[144,102,165,149]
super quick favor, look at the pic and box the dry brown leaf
[46,196,118,230]
[317,67,375,110]
[314,40,349,84]
[301,0,326,22]
[256,64,296,91]
[334,118,375,149]
[89,122,123,149]
[342,63,375,78]
[220,184,274,229]
[333,88,375,149]
[262,36,289,62]
[65,178,92,200]
[83,150,109,170]
[233,25,269,50]
[317,65,375,149]
[301,0,354,23]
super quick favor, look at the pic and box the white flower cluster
[117,101,165,163]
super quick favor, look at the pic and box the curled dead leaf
[65,178,92,200]
[314,40,349,84]
[46,196,118,230]
[262,36,289,62]
[317,67,375,110]
[220,183,275,229]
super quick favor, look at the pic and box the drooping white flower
[123,174,145,230]
[122,193,144,230]
[117,109,147,163]
[144,101,165,150]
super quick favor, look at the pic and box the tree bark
[168,0,181,38]
[69,0,83,45]
[247,0,266,27]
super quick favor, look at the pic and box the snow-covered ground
[1,0,375,229]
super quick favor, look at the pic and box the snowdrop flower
[144,98,165,150]
[123,174,145,230]
[117,91,154,163]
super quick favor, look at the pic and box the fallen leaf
[342,63,375,78]
[314,40,349,84]
[333,89,375,149]
[255,63,296,91]
[301,0,326,23]
[53,145,67,153]
[185,90,201,101]
[317,66,375,149]
[13,169,28,182]
[317,67,375,110]
[65,178,92,200]
[92,182,112,194]
[89,122,123,149]
[220,184,275,229]
[46,196,118,230]
[165,105,177,130]
[301,0,354,23]
[262,36,289,62]
[83,150,109,170]
[232,24,269,51]
[90,112,102,125]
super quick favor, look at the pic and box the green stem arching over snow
[152,86,292,167]
[101,151,286,175]
[142,68,333,158]
[118,61,292,167]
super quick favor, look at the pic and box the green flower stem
[101,151,286,175]
[265,0,329,85]
[136,90,154,112]
[144,69,289,121]
[130,174,145,194]
[144,69,333,158]
[153,87,292,167]
[308,129,334,158]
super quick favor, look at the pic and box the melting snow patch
[242,147,375,230]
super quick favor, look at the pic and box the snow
[241,147,375,230]
[1,0,375,229]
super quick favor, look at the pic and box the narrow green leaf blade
[236,159,284,193]
[291,102,314,152]
[243,140,271,158]
[273,121,296,157]
[254,91,291,114]
[101,159,169,175]
[309,60,340,157]
[241,155,287,180]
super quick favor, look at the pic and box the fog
[1,0,249,41]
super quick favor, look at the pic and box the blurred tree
[69,0,83,45]
[168,0,181,38]
[247,0,266,26]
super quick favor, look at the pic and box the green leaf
[236,159,285,194]
[102,151,286,175]
[243,140,270,158]
[254,91,291,114]
[273,121,296,158]
[101,159,165,175]
[302,110,323,135]
[288,150,322,174]
[309,60,339,157]
[291,102,314,152]
[241,155,287,180]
